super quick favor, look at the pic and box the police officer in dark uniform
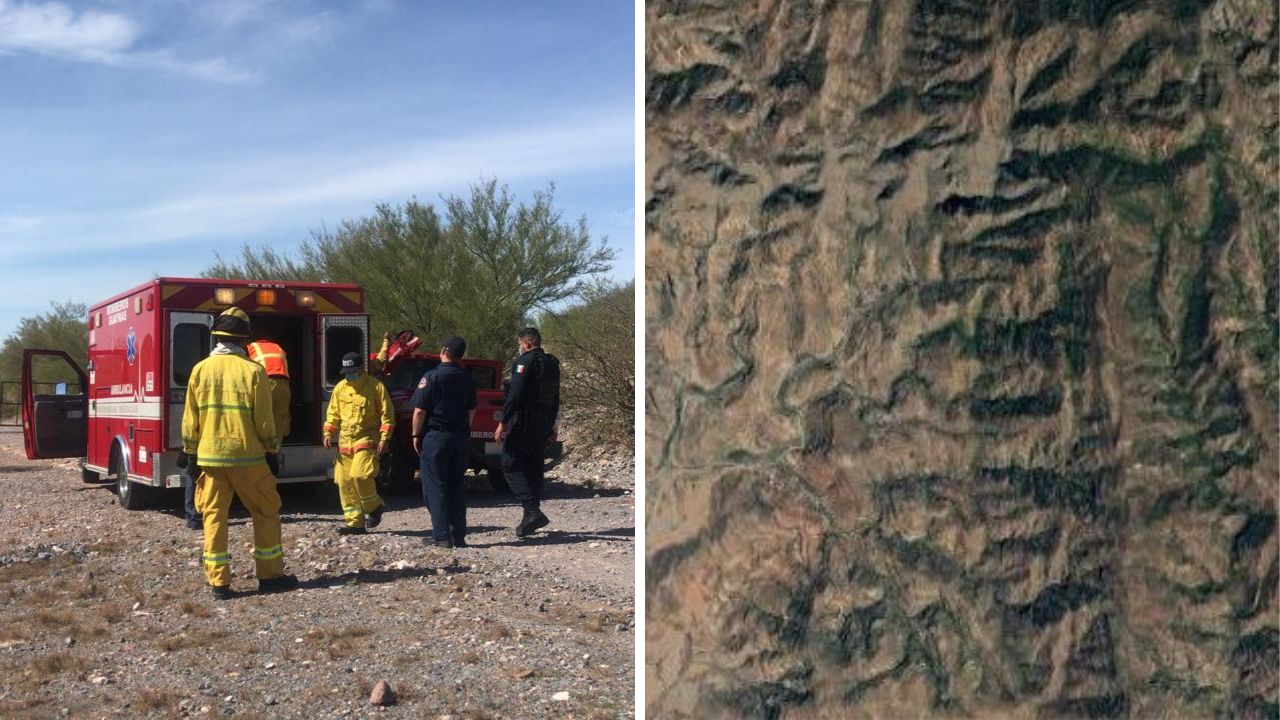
[494,327,559,537]
[411,336,477,548]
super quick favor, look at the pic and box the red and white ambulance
[21,277,371,508]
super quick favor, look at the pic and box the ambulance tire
[111,444,151,510]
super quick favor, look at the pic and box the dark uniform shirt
[502,347,555,431]
[411,362,477,434]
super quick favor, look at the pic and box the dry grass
[96,603,124,624]
[29,652,84,680]
[326,637,357,660]
[74,623,109,641]
[179,600,212,618]
[0,554,80,583]
[301,624,374,661]
[506,665,537,680]
[83,540,126,554]
[481,623,512,642]
[136,687,182,712]
[393,651,421,667]
[459,705,498,720]
[0,697,50,714]
[71,581,104,600]
[0,623,25,642]
[32,608,74,628]
[156,628,229,652]
[458,650,481,664]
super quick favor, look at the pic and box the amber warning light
[256,289,277,306]
[295,290,316,308]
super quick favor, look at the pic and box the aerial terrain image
[645,1,1277,718]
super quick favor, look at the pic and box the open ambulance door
[320,314,370,389]
[167,311,214,448]
[20,349,88,460]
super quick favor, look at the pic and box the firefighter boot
[337,526,367,536]
[211,585,234,601]
[516,508,551,537]
[366,504,385,529]
[258,574,299,594]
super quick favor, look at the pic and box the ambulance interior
[248,313,364,447]
[170,311,365,448]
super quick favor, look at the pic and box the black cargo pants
[501,425,548,512]
[420,429,469,543]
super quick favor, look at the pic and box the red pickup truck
[376,350,562,493]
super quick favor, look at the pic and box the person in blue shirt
[411,336,477,548]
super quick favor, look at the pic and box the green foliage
[0,302,88,416]
[205,179,615,360]
[540,281,634,445]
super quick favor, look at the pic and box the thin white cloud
[0,0,252,82]
[0,110,635,258]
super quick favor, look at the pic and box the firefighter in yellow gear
[180,307,298,599]
[323,351,394,534]
[246,339,291,451]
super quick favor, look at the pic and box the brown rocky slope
[645,1,1278,718]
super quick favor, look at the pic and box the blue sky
[0,0,634,340]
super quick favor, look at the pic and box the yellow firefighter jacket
[182,350,277,467]
[266,378,291,451]
[324,373,394,455]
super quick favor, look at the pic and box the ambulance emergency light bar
[213,286,314,308]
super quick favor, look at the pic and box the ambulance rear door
[167,311,213,448]
[20,349,88,460]
[319,314,370,390]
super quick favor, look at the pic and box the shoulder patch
[418,376,428,389]
[516,364,525,374]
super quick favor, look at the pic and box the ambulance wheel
[486,467,510,494]
[112,446,150,510]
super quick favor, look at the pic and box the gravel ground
[0,428,634,719]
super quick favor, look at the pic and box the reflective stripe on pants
[334,449,383,528]
[194,463,285,587]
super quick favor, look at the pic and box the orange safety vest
[246,340,290,379]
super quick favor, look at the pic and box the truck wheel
[112,445,149,510]
[487,467,510,494]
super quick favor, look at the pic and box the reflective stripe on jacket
[324,373,394,455]
[182,353,277,467]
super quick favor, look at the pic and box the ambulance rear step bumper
[149,446,339,487]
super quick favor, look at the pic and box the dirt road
[0,429,634,719]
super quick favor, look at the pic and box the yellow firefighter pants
[195,464,285,587]
[334,449,384,528]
